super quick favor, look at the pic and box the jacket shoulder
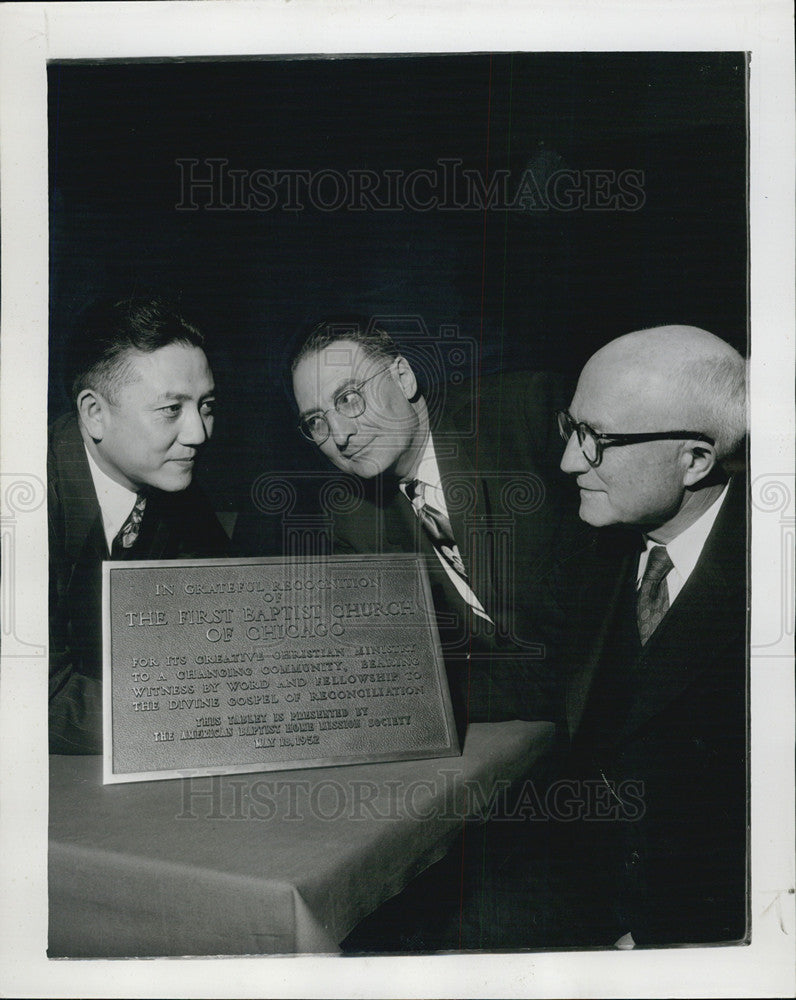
[48,412,82,462]
[439,370,572,421]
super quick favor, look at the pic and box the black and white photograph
[0,2,793,998]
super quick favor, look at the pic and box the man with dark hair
[49,296,229,753]
[291,319,580,727]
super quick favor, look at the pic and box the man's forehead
[572,352,674,429]
[118,344,211,390]
[572,356,620,409]
[297,342,379,399]
[321,342,359,368]
[315,341,376,377]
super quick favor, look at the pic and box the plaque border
[102,553,461,783]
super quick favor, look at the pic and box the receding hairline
[290,322,400,374]
[292,337,394,372]
[578,325,747,456]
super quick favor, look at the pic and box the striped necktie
[404,478,467,578]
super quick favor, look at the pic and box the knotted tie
[111,493,147,558]
[404,478,467,578]
[636,544,673,645]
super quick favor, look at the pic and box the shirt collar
[638,483,729,584]
[399,433,448,515]
[412,433,441,489]
[84,445,140,551]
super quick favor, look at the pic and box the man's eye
[160,404,181,417]
[336,389,361,410]
[306,415,325,433]
[200,399,215,417]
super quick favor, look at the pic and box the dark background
[48,52,748,527]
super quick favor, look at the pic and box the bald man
[463,325,748,950]
[536,325,747,948]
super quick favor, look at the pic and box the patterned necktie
[112,493,147,558]
[404,479,467,578]
[636,544,673,645]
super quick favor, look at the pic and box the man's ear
[76,388,107,442]
[393,356,418,401]
[682,440,718,487]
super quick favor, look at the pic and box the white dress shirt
[400,434,494,623]
[637,484,729,607]
[85,446,140,553]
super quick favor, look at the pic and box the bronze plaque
[102,554,459,783]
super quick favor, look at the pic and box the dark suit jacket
[553,474,748,946]
[48,413,229,754]
[329,372,583,725]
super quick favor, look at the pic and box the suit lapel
[54,414,182,564]
[434,402,477,553]
[54,416,110,564]
[433,402,499,618]
[139,494,172,559]
[382,481,419,551]
[566,539,639,738]
[615,477,746,743]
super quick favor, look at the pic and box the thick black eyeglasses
[556,410,715,468]
[298,365,393,444]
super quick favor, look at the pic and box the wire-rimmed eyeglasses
[556,410,715,468]
[298,365,394,444]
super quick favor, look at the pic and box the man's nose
[327,409,357,448]
[560,431,590,474]
[178,406,212,446]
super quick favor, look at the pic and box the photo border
[1,2,793,997]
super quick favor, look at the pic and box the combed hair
[291,319,400,373]
[66,296,205,405]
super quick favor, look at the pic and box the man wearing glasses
[540,324,748,949]
[290,319,578,728]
